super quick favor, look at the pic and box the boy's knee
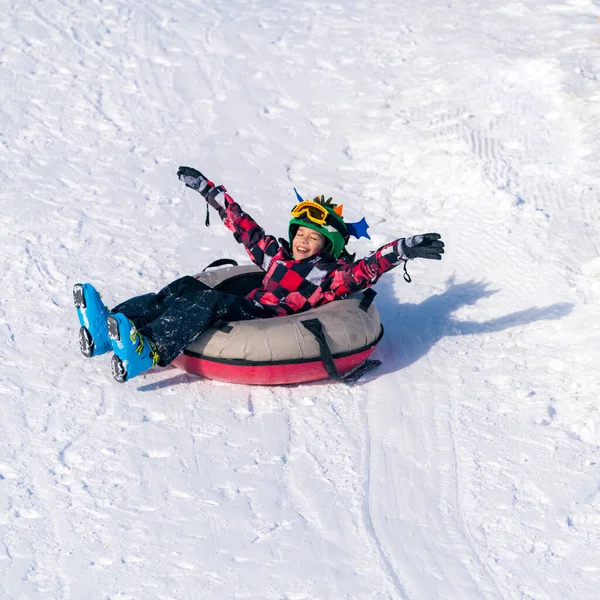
[172,275,210,294]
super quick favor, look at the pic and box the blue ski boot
[73,283,111,357]
[107,313,160,383]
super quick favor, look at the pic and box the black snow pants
[111,276,270,366]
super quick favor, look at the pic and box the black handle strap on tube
[212,319,233,334]
[202,258,239,271]
[359,288,377,312]
[301,318,342,381]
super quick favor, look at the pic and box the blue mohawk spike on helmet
[294,188,304,203]
[346,217,371,240]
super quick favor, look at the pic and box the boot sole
[107,315,121,342]
[78,326,94,358]
[108,315,128,382]
[74,284,93,357]
[111,354,127,383]
[73,284,86,309]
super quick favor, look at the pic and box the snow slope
[1,0,600,598]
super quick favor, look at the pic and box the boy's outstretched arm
[177,166,280,271]
[329,234,444,297]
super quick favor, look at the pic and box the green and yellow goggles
[290,200,330,225]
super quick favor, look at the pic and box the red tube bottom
[172,347,377,385]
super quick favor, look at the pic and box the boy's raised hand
[178,166,227,221]
[401,233,445,260]
[177,166,210,195]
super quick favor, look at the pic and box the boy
[74,166,444,383]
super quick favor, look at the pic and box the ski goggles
[290,201,330,225]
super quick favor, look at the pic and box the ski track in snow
[1,0,600,598]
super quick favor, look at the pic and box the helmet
[288,196,349,259]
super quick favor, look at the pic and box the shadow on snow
[372,277,573,376]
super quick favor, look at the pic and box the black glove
[177,166,227,223]
[177,166,210,196]
[401,233,445,260]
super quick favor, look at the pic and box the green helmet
[288,196,349,259]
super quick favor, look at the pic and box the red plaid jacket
[209,185,409,317]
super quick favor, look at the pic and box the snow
[1,0,600,598]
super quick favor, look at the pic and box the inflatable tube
[172,264,384,385]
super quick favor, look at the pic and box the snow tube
[172,262,384,385]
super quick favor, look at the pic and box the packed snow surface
[1,0,600,598]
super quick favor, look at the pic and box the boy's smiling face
[292,226,326,260]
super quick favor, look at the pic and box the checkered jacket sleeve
[220,195,281,271]
[327,239,409,297]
